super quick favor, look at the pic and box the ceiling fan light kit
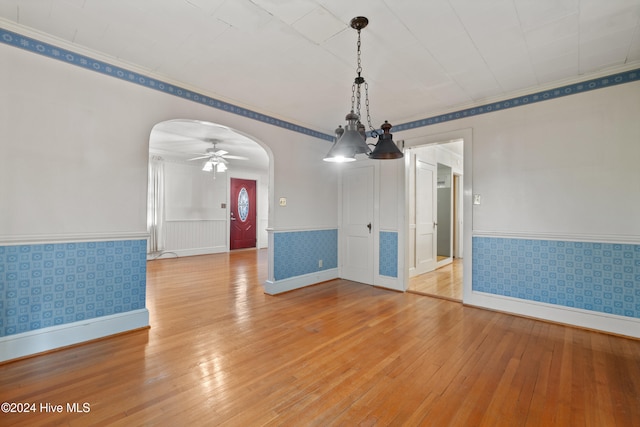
[188,139,246,178]
[323,16,403,163]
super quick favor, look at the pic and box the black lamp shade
[369,121,403,159]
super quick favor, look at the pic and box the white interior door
[341,165,374,285]
[415,160,437,275]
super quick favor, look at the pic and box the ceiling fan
[187,139,248,177]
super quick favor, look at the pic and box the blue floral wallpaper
[472,237,640,319]
[273,230,337,281]
[379,232,398,278]
[0,240,147,337]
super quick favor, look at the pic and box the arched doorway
[147,119,270,258]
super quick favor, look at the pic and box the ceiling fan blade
[187,155,210,161]
[221,155,249,160]
[215,149,228,156]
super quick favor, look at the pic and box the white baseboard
[171,246,227,257]
[472,230,640,245]
[0,309,150,363]
[375,275,403,292]
[0,231,148,246]
[148,246,227,259]
[264,268,339,295]
[465,291,640,339]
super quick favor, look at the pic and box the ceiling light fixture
[202,158,227,179]
[202,161,213,172]
[190,140,243,179]
[323,16,403,163]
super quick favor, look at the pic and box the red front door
[230,178,257,250]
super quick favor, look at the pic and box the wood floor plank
[1,249,639,426]
[408,258,463,301]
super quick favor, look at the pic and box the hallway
[408,258,463,301]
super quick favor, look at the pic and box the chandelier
[323,16,403,162]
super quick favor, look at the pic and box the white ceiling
[150,119,269,169]
[2,0,639,164]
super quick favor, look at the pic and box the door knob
[367,222,372,233]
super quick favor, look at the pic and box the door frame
[453,173,463,259]
[402,128,473,302]
[436,162,454,268]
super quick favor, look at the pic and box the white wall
[164,160,228,222]
[401,81,640,241]
[160,160,269,255]
[398,80,640,337]
[274,140,341,231]
[377,158,406,290]
[0,41,339,243]
[162,159,227,255]
[0,44,149,237]
[0,34,341,358]
[471,87,640,239]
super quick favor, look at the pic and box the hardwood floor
[408,258,463,301]
[2,250,640,426]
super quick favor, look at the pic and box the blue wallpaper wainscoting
[379,232,399,278]
[273,230,337,281]
[0,239,147,337]
[472,237,640,319]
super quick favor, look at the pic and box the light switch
[473,194,481,205]
[279,197,287,207]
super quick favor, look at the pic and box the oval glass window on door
[238,187,249,222]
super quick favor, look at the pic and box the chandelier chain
[364,81,376,135]
[351,82,356,112]
[350,29,363,116]
[356,29,362,77]
[353,29,377,135]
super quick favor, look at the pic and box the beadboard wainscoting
[163,220,227,257]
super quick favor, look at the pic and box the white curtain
[147,155,165,254]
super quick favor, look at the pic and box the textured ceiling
[2,0,639,160]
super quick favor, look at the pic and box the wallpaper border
[2,26,639,142]
[0,27,333,141]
